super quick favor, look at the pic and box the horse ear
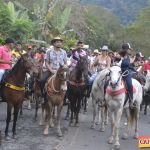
[59,63,63,68]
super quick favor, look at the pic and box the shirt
[45,48,67,70]
[143,62,150,71]
[71,50,86,67]
[0,45,12,69]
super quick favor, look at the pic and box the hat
[122,43,132,50]
[5,38,14,44]
[28,45,32,49]
[83,45,89,49]
[94,49,100,54]
[51,37,63,44]
[108,50,114,55]
[101,45,109,51]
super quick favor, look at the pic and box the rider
[89,45,111,84]
[119,43,136,108]
[40,37,67,91]
[70,41,86,70]
[0,38,14,82]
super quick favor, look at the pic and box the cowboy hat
[51,37,63,44]
[101,45,109,51]
[94,49,100,54]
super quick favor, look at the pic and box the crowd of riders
[0,37,150,107]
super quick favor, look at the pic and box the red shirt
[143,61,150,71]
[0,45,12,69]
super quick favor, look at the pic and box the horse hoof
[100,127,105,132]
[57,132,63,137]
[27,107,31,110]
[95,122,100,125]
[74,123,79,127]
[133,134,138,139]
[12,134,17,139]
[50,123,54,128]
[39,121,44,126]
[114,144,120,150]
[43,129,49,135]
[108,137,114,144]
[122,133,129,140]
[5,135,11,141]
[90,125,96,129]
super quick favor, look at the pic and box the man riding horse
[40,37,68,94]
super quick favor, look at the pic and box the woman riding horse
[119,43,137,108]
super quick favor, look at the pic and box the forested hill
[81,0,148,24]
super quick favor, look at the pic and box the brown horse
[42,65,68,137]
[1,54,38,140]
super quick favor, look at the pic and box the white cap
[101,45,109,51]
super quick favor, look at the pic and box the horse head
[109,65,122,88]
[56,64,68,91]
[76,56,89,84]
[144,72,150,92]
[20,54,39,76]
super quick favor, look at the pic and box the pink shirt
[71,50,86,67]
[0,45,12,69]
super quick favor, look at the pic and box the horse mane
[93,68,109,84]
[9,58,22,75]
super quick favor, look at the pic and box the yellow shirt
[11,49,26,58]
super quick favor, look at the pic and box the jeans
[0,69,5,82]
[88,72,98,85]
[123,73,133,100]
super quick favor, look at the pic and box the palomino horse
[67,56,89,126]
[105,65,142,149]
[1,54,38,140]
[42,65,68,137]
[143,72,150,115]
[91,68,110,131]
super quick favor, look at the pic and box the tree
[0,0,33,41]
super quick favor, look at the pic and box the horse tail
[129,107,138,126]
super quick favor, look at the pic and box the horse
[0,54,38,140]
[42,65,68,137]
[67,56,89,126]
[91,68,110,131]
[105,65,143,149]
[143,72,150,115]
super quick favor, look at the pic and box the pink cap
[28,45,32,49]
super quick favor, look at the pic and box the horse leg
[100,106,105,132]
[56,105,63,137]
[104,105,108,125]
[113,109,123,149]
[133,107,140,139]
[12,104,20,139]
[34,96,39,121]
[43,103,51,135]
[39,103,45,126]
[91,97,96,129]
[108,111,115,144]
[96,105,101,125]
[122,108,130,140]
[75,98,81,126]
[20,102,23,116]
[5,103,12,140]
[144,103,147,115]
[27,96,32,110]
[83,96,87,112]
[65,103,70,120]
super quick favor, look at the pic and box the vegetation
[1,0,150,55]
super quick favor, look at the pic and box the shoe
[129,101,137,109]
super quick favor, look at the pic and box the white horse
[91,68,110,131]
[105,65,143,149]
[144,72,150,92]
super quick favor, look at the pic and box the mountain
[81,0,149,24]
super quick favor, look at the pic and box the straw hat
[51,37,63,44]
[94,49,100,54]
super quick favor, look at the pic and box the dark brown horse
[41,65,68,137]
[67,56,89,126]
[1,54,38,140]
